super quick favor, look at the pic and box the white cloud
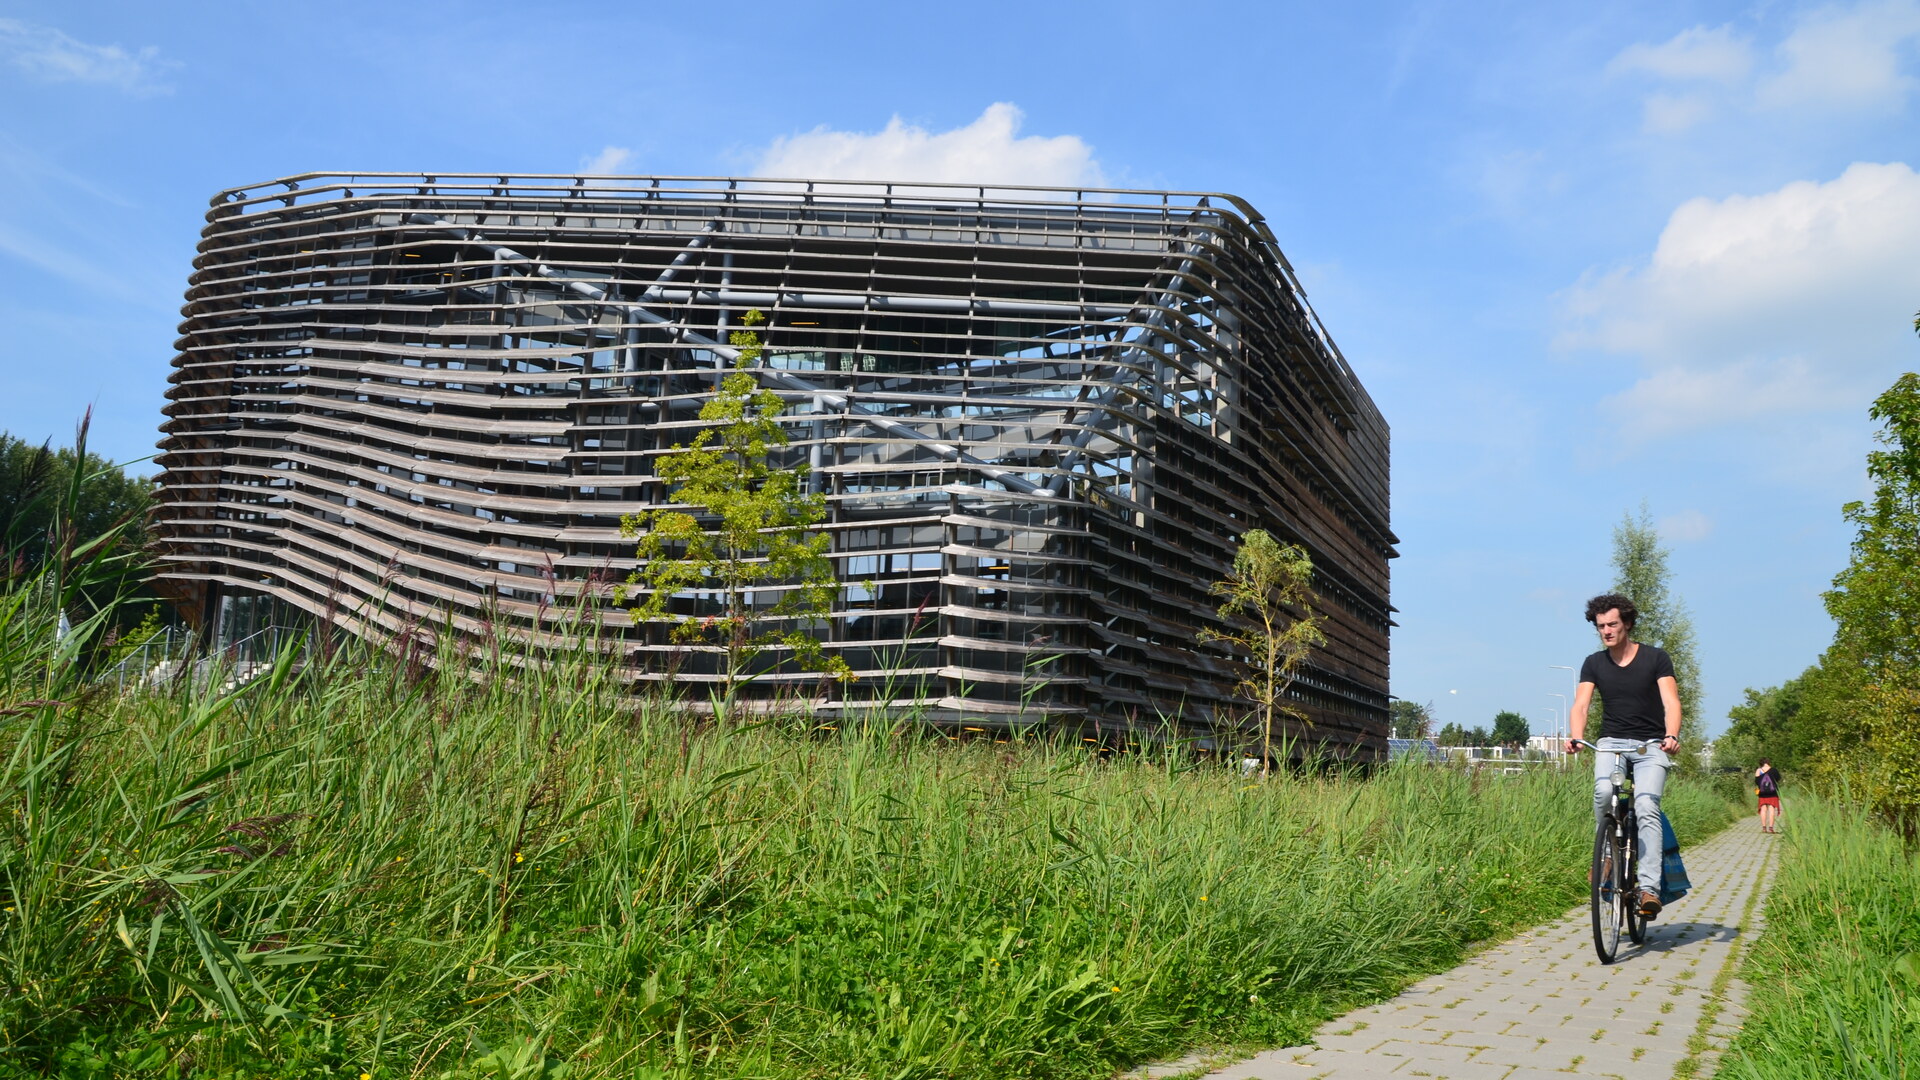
[1463,148,1568,221]
[1610,24,1754,83]
[0,218,156,305]
[1658,508,1714,543]
[578,146,633,175]
[1759,0,1920,110]
[1560,162,1920,438]
[1601,358,1858,437]
[0,18,173,95]
[1609,25,1751,134]
[753,103,1105,189]
[1610,5,1920,132]
[1641,92,1716,134]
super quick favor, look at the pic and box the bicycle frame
[1575,739,1657,962]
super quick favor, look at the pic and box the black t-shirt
[1579,644,1675,742]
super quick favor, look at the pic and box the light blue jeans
[1591,737,1670,893]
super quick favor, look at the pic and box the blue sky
[3,1,1918,736]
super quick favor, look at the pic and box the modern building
[152,173,1395,755]
[1387,737,1442,763]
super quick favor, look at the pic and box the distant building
[1387,738,1441,762]
[152,173,1396,752]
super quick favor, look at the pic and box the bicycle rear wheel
[1591,818,1621,962]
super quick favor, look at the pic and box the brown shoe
[1638,890,1663,918]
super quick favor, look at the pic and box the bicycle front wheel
[1626,828,1647,945]
[1591,817,1621,963]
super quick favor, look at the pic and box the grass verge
[1719,798,1920,1079]
[2,636,1737,1079]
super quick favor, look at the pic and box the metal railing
[100,624,309,694]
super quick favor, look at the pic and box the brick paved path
[1168,817,1778,1080]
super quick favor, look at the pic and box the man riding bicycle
[1565,593,1682,919]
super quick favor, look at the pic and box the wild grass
[1721,797,1920,1080]
[0,609,1740,1080]
[0,432,1745,1080]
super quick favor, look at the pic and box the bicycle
[1571,738,1661,963]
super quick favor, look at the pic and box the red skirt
[1758,796,1780,809]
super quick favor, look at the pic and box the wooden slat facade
[152,173,1396,757]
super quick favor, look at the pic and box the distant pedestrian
[1754,760,1782,833]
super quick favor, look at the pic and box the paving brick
[1381,1059,1518,1080]
[1497,1069,1591,1080]
[1309,1034,1391,1055]
[1461,1043,1563,1069]
[1613,1046,1687,1072]
[1232,1048,1400,1078]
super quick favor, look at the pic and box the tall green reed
[0,451,1741,1076]
[1,623,1737,1079]
[1724,797,1920,1080]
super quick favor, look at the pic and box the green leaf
[1893,951,1920,986]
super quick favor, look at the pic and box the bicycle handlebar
[1567,738,1670,754]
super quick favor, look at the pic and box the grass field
[0,618,1743,1080]
[1721,797,1920,1080]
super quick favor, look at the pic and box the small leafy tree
[1200,529,1325,769]
[1490,710,1530,747]
[1586,504,1704,768]
[620,310,849,697]
[1389,698,1434,739]
[1436,721,1468,747]
[1716,670,1817,773]
[1819,370,1920,830]
[2,429,153,564]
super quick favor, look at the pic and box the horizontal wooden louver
[152,174,1395,757]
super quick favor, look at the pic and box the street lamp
[1548,693,1567,744]
[1548,665,1576,744]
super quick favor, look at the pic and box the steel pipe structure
[152,173,1396,756]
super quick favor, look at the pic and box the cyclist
[1564,593,1682,919]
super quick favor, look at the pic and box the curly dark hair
[1585,593,1638,629]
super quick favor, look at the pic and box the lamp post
[1548,693,1567,748]
[1548,664,1576,744]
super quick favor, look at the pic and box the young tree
[3,417,158,646]
[1588,504,1705,760]
[1389,698,1434,739]
[1820,370,1920,828]
[1715,669,1817,774]
[1200,529,1326,768]
[2,431,152,567]
[1436,721,1468,747]
[1490,710,1530,747]
[620,310,849,697]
